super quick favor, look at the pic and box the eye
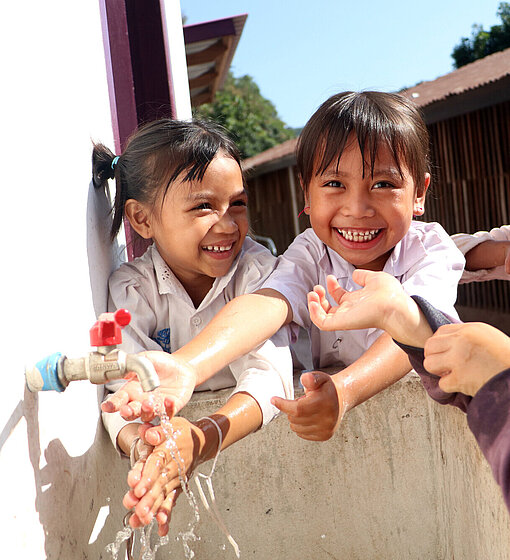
[372,181,396,190]
[193,202,212,211]
[231,199,247,207]
[323,180,344,188]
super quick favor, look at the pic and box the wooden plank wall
[426,100,510,312]
[246,100,509,314]
[247,166,309,254]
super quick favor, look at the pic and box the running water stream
[106,394,240,559]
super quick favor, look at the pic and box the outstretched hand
[271,371,342,441]
[308,270,430,346]
[423,322,510,397]
[101,351,197,421]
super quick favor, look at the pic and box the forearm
[465,240,510,271]
[194,392,263,462]
[175,291,291,384]
[332,333,412,412]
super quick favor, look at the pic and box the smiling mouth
[202,243,234,253]
[336,229,381,242]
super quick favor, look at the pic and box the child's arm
[123,392,263,536]
[464,240,510,273]
[424,323,510,396]
[103,289,292,420]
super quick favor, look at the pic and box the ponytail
[92,143,126,242]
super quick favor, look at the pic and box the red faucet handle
[90,309,132,347]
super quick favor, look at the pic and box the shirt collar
[150,243,243,309]
[313,223,426,279]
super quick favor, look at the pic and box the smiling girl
[93,119,293,534]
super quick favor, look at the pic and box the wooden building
[243,48,510,329]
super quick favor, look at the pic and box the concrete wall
[157,373,509,560]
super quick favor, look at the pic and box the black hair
[92,119,242,241]
[296,91,430,196]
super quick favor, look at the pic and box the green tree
[194,72,295,158]
[452,2,510,68]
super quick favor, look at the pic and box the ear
[124,199,154,239]
[413,173,430,217]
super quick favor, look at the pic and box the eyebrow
[185,188,247,202]
[321,166,403,180]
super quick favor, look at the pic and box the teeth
[337,229,380,242]
[204,244,233,252]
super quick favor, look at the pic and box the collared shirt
[452,226,510,283]
[103,237,293,448]
[262,221,465,370]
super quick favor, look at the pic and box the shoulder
[407,221,452,245]
[229,237,277,294]
[109,246,158,295]
[283,228,325,260]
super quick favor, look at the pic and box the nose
[213,208,238,234]
[340,189,375,218]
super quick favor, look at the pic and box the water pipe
[25,309,160,393]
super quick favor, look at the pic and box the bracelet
[197,416,223,475]
[129,436,141,468]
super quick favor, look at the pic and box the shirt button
[192,316,202,326]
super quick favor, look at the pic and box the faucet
[25,309,160,393]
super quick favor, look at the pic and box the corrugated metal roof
[402,47,510,108]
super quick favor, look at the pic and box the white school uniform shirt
[452,226,510,283]
[262,221,465,370]
[103,237,293,449]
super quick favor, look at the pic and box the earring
[298,206,310,218]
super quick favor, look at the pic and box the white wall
[0,1,121,556]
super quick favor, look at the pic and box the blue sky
[181,0,504,128]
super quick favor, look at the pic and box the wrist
[386,294,432,347]
[194,416,223,464]
[116,423,141,457]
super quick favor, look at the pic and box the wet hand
[123,417,203,529]
[101,351,197,421]
[271,371,342,441]
[424,323,510,396]
[308,271,404,334]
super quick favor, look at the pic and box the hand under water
[101,351,197,421]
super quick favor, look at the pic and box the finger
[140,399,158,423]
[128,512,144,529]
[133,449,167,498]
[271,395,299,416]
[156,489,181,536]
[127,458,146,488]
[313,284,332,312]
[123,489,140,510]
[139,424,165,447]
[119,403,142,421]
[351,268,375,287]
[438,373,457,394]
[307,299,329,330]
[505,249,510,274]
[101,389,129,413]
[423,353,451,376]
[300,371,330,394]
[326,275,347,304]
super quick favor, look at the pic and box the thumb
[300,371,330,394]
[437,373,455,394]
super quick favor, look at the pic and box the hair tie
[111,156,120,170]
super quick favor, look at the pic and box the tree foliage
[194,72,295,158]
[452,2,510,68]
